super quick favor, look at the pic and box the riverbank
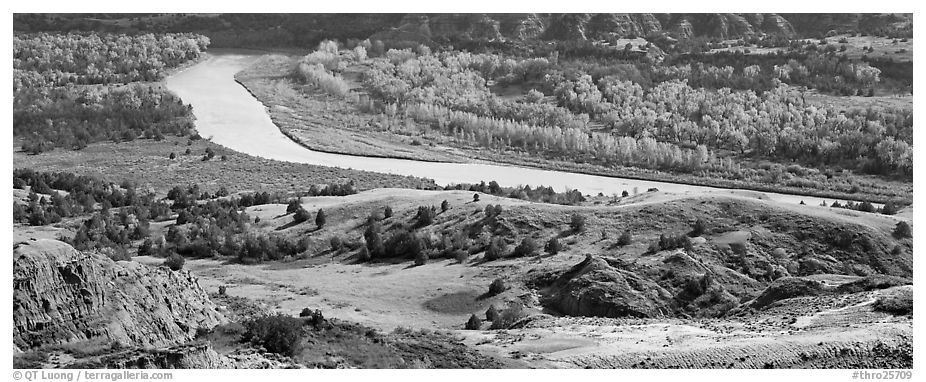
[235,53,910,206]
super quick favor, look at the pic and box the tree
[570,213,586,233]
[441,200,449,212]
[893,221,912,238]
[383,205,393,218]
[164,254,185,271]
[473,193,480,202]
[315,209,327,229]
[169,152,176,160]
[488,278,507,295]
[544,236,562,255]
[465,314,482,330]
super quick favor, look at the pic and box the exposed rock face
[749,277,826,310]
[762,14,796,37]
[545,255,673,318]
[13,239,224,350]
[363,13,910,45]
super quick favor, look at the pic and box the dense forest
[13,33,208,154]
[324,44,912,178]
[14,32,210,88]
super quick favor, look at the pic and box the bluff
[13,239,224,350]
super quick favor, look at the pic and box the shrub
[242,313,304,356]
[329,236,343,252]
[414,251,429,266]
[512,237,539,257]
[286,199,302,214]
[544,237,562,255]
[169,152,176,160]
[485,237,507,260]
[383,205,393,218]
[473,193,480,202]
[569,213,586,232]
[893,221,912,238]
[453,249,469,263]
[872,288,912,315]
[415,205,436,227]
[489,303,526,330]
[488,278,507,295]
[621,190,629,197]
[358,245,371,262]
[485,305,499,321]
[293,207,311,223]
[691,218,707,237]
[315,209,327,229]
[441,200,449,212]
[617,230,633,246]
[218,285,227,296]
[465,314,482,330]
[164,254,185,271]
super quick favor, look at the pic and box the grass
[13,135,438,197]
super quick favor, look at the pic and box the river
[164,52,855,208]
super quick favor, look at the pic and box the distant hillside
[13,13,913,49]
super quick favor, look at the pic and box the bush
[488,278,507,295]
[242,313,304,356]
[473,193,480,202]
[315,209,327,228]
[485,237,507,260]
[512,237,539,257]
[414,251,429,266]
[544,237,562,255]
[465,314,482,330]
[618,230,633,246]
[293,207,311,223]
[872,288,912,315]
[163,254,185,271]
[691,218,707,237]
[329,236,343,252]
[218,285,227,296]
[893,221,912,238]
[453,249,469,263]
[415,205,436,226]
[383,205,393,219]
[358,245,371,262]
[441,200,449,212]
[485,305,499,321]
[286,199,302,214]
[489,303,526,330]
[570,213,586,232]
